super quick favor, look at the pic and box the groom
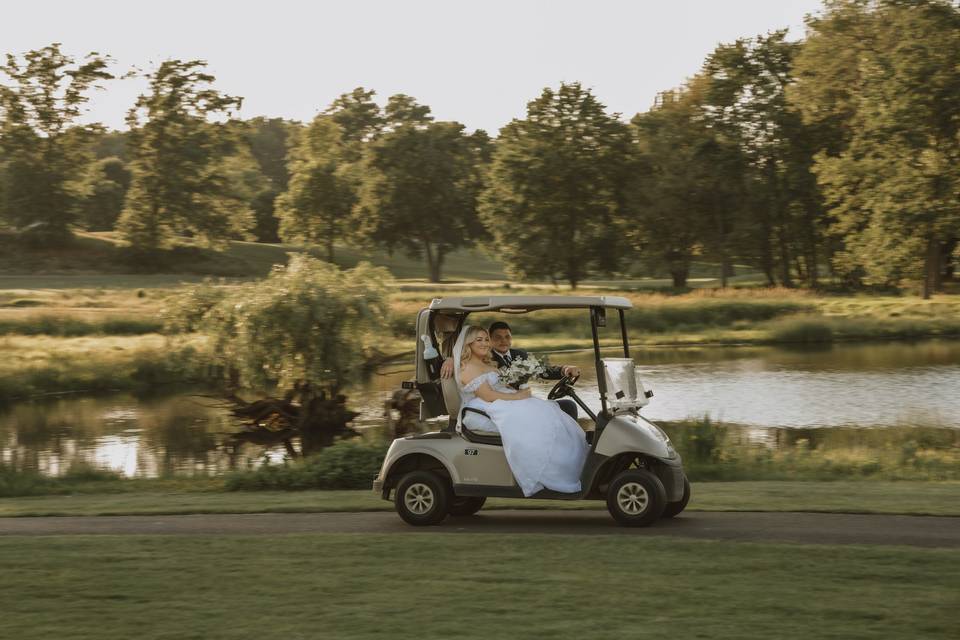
[441,320,581,420]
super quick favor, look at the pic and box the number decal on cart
[464,448,479,456]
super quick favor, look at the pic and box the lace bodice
[460,370,516,402]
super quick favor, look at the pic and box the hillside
[0,230,769,288]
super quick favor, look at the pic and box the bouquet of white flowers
[498,354,547,389]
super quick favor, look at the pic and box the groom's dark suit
[491,348,578,419]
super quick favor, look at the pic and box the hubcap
[404,483,435,515]
[616,482,649,516]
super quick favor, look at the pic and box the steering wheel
[547,374,580,400]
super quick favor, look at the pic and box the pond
[2,340,959,477]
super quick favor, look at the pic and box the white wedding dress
[460,370,589,497]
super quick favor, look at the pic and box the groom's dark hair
[488,321,511,334]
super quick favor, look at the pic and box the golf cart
[372,296,690,527]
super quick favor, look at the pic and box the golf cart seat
[440,373,503,446]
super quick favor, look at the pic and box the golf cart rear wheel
[448,496,487,517]
[395,471,450,526]
[606,469,667,527]
[662,476,691,518]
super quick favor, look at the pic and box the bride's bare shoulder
[461,361,495,385]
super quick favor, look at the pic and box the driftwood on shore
[221,382,360,457]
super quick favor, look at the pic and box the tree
[118,60,253,252]
[170,255,393,454]
[80,156,130,231]
[242,117,296,242]
[0,44,113,244]
[701,31,827,287]
[480,83,631,288]
[92,129,130,162]
[219,142,272,240]
[275,116,355,260]
[628,87,716,289]
[324,87,383,160]
[355,96,491,282]
[790,0,960,297]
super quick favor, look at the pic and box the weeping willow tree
[168,254,393,455]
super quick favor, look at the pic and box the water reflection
[2,340,959,477]
[1,395,233,477]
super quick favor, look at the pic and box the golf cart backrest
[415,309,462,421]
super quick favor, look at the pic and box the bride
[454,325,589,496]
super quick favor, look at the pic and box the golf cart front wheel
[448,496,486,517]
[606,469,667,527]
[395,471,450,526]
[662,476,691,518]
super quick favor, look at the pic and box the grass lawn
[0,532,956,640]
[2,481,958,517]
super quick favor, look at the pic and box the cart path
[1,510,958,547]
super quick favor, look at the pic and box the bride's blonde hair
[460,325,493,367]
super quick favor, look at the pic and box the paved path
[1,510,958,547]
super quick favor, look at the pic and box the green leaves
[0,44,114,244]
[118,60,253,252]
[353,104,490,282]
[275,116,355,260]
[479,83,630,288]
[169,254,393,393]
[793,0,960,296]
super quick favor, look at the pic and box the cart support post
[591,307,608,417]
[619,309,629,358]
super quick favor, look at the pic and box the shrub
[225,441,389,491]
[0,462,121,497]
[768,317,835,343]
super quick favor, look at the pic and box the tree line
[1,0,957,296]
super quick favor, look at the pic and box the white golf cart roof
[428,295,633,312]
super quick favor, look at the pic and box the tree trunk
[149,200,162,252]
[423,240,439,282]
[933,240,945,292]
[942,238,957,282]
[806,210,820,288]
[764,265,776,286]
[671,269,688,289]
[715,206,729,288]
[794,255,806,283]
[777,228,793,287]
[923,234,937,300]
[434,245,447,283]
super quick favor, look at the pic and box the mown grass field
[2,481,958,518]
[0,532,956,640]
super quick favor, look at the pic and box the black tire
[661,476,691,518]
[394,471,450,526]
[606,469,667,527]
[448,496,487,517]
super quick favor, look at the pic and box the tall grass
[0,345,204,403]
[0,463,122,497]
[768,315,960,344]
[0,315,163,336]
[660,418,960,481]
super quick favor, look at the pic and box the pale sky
[2,0,825,134]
